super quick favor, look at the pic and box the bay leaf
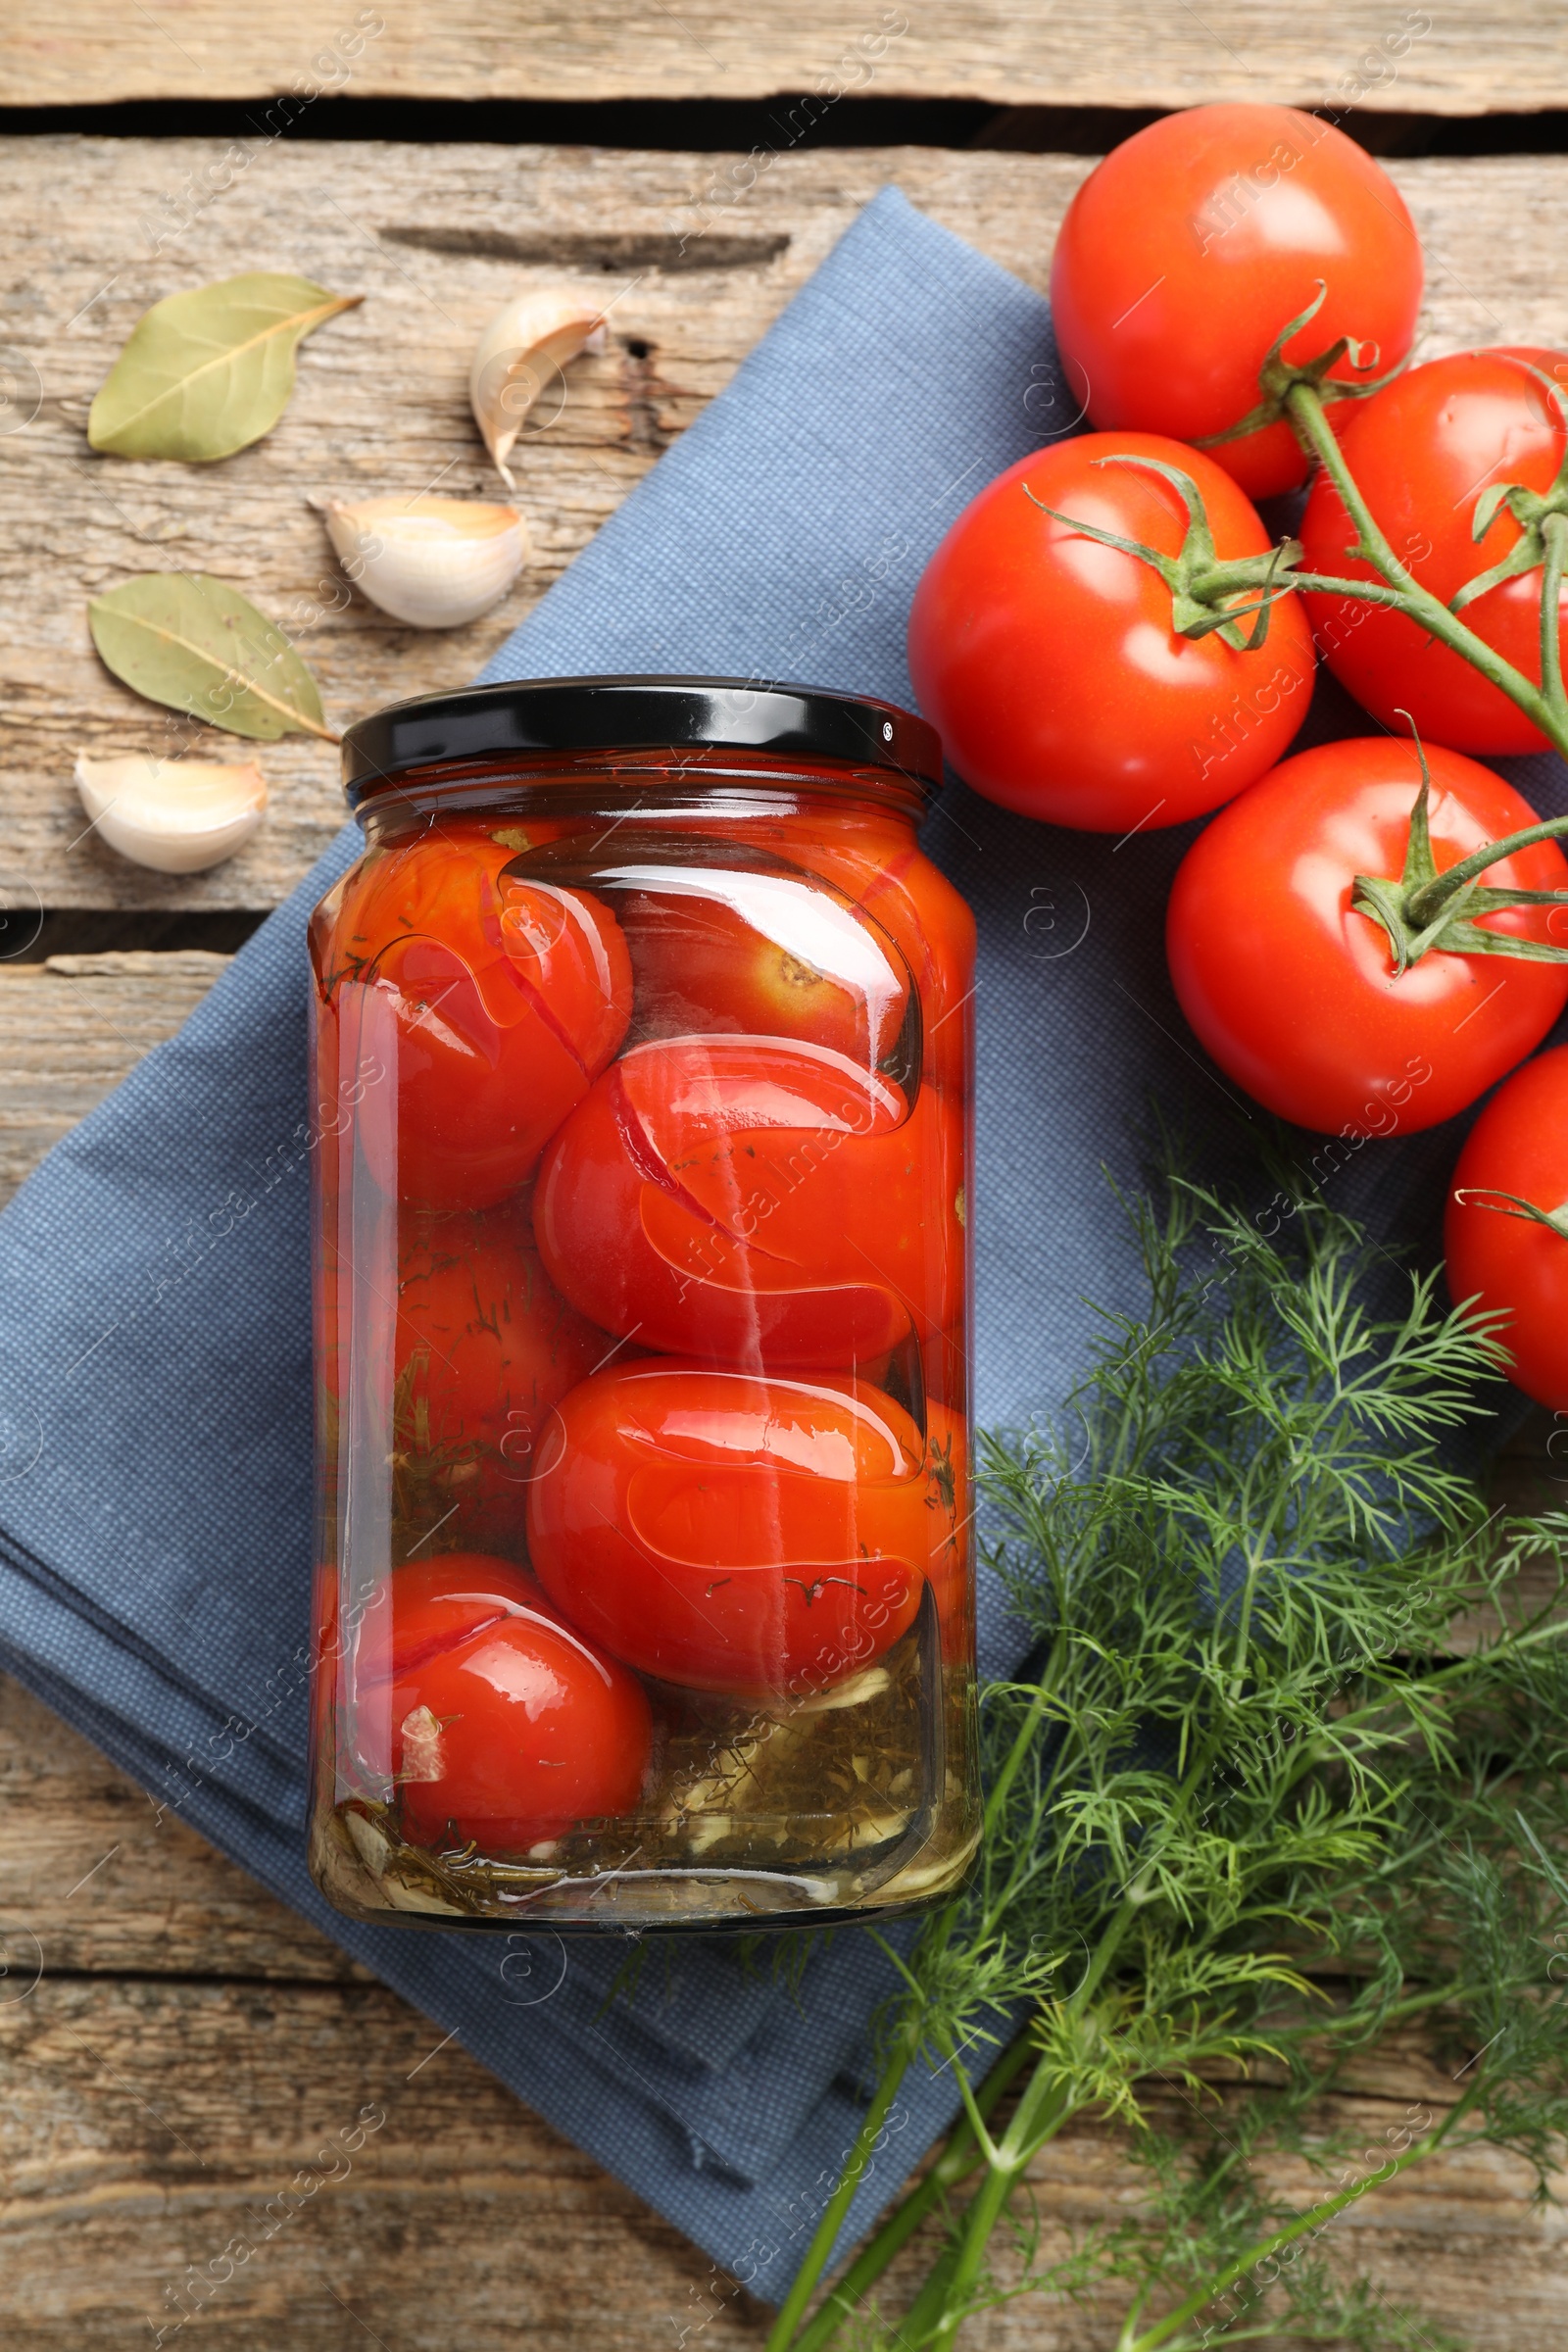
[87,573,337,742]
[87,273,362,463]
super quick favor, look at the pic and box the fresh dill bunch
[767,1170,1568,2352]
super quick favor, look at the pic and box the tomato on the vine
[349,1554,652,1849]
[1166,739,1568,1135]
[1446,1046,1568,1410]
[533,1037,963,1366]
[1050,104,1423,499]
[526,1363,947,1697]
[311,823,632,1212]
[906,432,1315,831]
[1298,349,1568,754]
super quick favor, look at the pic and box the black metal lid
[340,674,943,805]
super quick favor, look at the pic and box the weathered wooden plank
[0,950,1565,2342]
[4,141,1567,913]
[0,953,229,1204]
[0,1963,1562,2349]
[6,1,1568,114]
[0,1976,773,2349]
[0,1674,360,1981]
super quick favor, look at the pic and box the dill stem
[785,2035,1035,2352]
[763,2020,919,2352]
[897,1687,1269,2352]
[908,1897,1142,2350]
[1327,1603,1568,1747]
[913,2054,1075,2349]
[765,1658,1065,2352]
[1120,2077,1486,2352]
[890,2049,1097,2350]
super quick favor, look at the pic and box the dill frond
[770,1170,1568,2352]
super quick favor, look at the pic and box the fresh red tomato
[311,824,632,1212]
[1167,740,1568,1135]
[348,1554,652,1850]
[533,1038,963,1367]
[526,1363,953,1697]
[392,1200,608,1550]
[612,858,909,1067]
[1446,1045,1568,1409]
[1298,349,1568,754]
[906,432,1315,831]
[1050,104,1423,499]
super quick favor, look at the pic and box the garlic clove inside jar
[74,752,268,874]
[322,495,529,629]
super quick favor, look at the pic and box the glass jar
[306,677,979,1932]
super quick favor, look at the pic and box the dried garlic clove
[320,493,528,629]
[468,288,608,485]
[73,751,267,874]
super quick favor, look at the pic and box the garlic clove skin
[321,494,528,629]
[468,289,608,485]
[74,752,268,874]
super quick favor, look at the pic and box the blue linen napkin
[0,181,1561,2304]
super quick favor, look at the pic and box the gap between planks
[8,0,1568,113]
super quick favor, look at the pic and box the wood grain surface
[0,978,1565,2344]
[3,1683,1565,2352]
[5,140,1568,914]
[4,122,1568,2347]
[0,953,228,1204]
[6,0,1568,115]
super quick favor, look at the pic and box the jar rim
[339,674,943,807]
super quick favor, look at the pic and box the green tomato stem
[1284,381,1568,764]
[1454,1183,1568,1240]
[1542,509,1568,728]
[1403,808,1568,929]
[1256,568,1412,610]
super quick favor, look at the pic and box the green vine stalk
[1032,307,1568,969]
[1280,374,1568,761]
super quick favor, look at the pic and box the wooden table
[3,16,1568,2344]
